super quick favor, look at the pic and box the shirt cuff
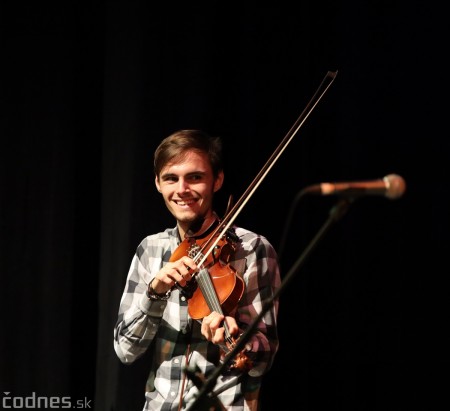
[139,292,167,317]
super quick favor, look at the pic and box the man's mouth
[175,199,197,207]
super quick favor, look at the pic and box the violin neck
[196,268,233,344]
[196,268,224,315]
[196,269,253,372]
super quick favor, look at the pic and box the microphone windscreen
[384,174,406,199]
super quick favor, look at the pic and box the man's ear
[214,171,224,192]
[155,175,161,192]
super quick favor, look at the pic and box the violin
[170,215,253,371]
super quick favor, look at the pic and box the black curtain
[1,1,447,410]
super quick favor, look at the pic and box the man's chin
[174,210,198,223]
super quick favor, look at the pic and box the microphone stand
[186,197,354,411]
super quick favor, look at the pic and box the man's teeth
[177,200,195,206]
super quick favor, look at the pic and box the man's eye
[188,174,203,182]
[163,176,178,183]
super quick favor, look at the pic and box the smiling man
[113,129,281,411]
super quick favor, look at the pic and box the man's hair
[154,130,223,178]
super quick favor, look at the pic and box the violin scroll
[230,351,253,372]
[226,340,253,372]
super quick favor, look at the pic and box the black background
[1,1,448,410]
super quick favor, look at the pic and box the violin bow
[197,70,338,266]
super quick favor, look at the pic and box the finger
[211,327,226,345]
[179,256,197,273]
[162,262,189,284]
[201,318,213,340]
[210,316,223,331]
[178,265,191,281]
[224,316,239,336]
[178,272,189,285]
[206,312,225,334]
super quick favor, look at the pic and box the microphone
[303,174,406,199]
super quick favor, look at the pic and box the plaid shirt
[114,224,280,411]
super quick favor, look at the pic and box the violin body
[188,256,244,320]
[171,226,244,320]
[170,218,253,371]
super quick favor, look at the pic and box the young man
[114,129,280,410]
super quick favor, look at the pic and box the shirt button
[174,358,180,364]
[171,391,176,397]
[181,296,186,302]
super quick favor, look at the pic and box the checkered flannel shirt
[114,225,280,410]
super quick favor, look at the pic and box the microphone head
[383,174,406,199]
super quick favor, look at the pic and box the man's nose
[176,178,190,192]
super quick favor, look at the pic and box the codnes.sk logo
[2,392,92,409]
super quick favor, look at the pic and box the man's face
[155,150,223,235]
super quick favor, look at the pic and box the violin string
[196,268,233,344]
[196,269,222,313]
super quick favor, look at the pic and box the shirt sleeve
[113,238,167,364]
[232,229,281,377]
